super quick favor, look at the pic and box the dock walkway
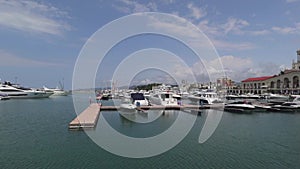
[69,103,224,129]
[69,103,101,130]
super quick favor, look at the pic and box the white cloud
[187,2,206,20]
[148,15,257,52]
[208,56,283,81]
[272,23,300,34]
[121,54,282,84]
[286,0,299,3]
[197,20,222,37]
[222,17,249,35]
[186,55,282,82]
[212,39,256,51]
[0,50,61,67]
[149,16,202,39]
[248,29,270,35]
[0,0,70,35]
[197,17,250,36]
[115,0,157,13]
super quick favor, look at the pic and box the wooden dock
[69,103,101,130]
[68,103,224,129]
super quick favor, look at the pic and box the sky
[0,0,300,89]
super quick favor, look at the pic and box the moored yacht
[225,101,255,113]
[188,90,222,105]
[149,92,178,106]
[272,96,300,112]
[119,97,137,114]
[272,102,300,112]
[43,86,68,96]
[261,93,290,104]
[0,82,52,99]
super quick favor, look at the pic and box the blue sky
[0,0,300,89]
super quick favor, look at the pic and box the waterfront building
[238,50,300,95]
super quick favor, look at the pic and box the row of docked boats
[119,91,300,114]
[96,83,300,114]
[224,95,300,113]
[0,81,68,100]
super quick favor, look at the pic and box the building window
[276,80,281,89]
[284,78,290,88]
[270,81,275,88]
[293,76,299,88]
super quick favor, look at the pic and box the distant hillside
[130,83,162,91]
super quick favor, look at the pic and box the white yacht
[188,91,222,105]
[225,101,255,113]
[43,86,68,96]
[261,93,289,104]
[0,82,52,99]
[119,103,137,113]
[119,97,137,114]
[149,92,178,106]
[272,96,300,112]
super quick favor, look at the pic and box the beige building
[237,50,300,95]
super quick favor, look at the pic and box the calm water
[1,96,300,169]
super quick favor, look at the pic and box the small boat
[100,93,110,100]
[271,96,300,112]
[119,98,137,114]
[261,93,290,104]
[43,86,68,96]
[172,94,182,100]
[120,103,137,112]
[149,92,178,106]
[188,90,222,105]
[226,94,261,100]
[251,101,272,112]
[225,101,255,113]
[272,102,300,112]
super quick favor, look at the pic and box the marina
[2,51,300,167]
[1,96,300,169]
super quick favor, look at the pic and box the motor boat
[0,82,53,99]
[172,93,182,100]
[226,94,261,100]
[225,101,255,113]
[261,93,290,104]
[188,91,222,105]
[272,102,300,112]
[272,96,300,112]
[119,97,137,114]
[43,86,68,96]
[251,102,272,112]
[119,103,137,113]
[149,92,178,106]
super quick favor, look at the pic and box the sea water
[0,95,299,169]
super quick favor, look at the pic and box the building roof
[242,76,274,83]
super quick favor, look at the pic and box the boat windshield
[131,93,145,101]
